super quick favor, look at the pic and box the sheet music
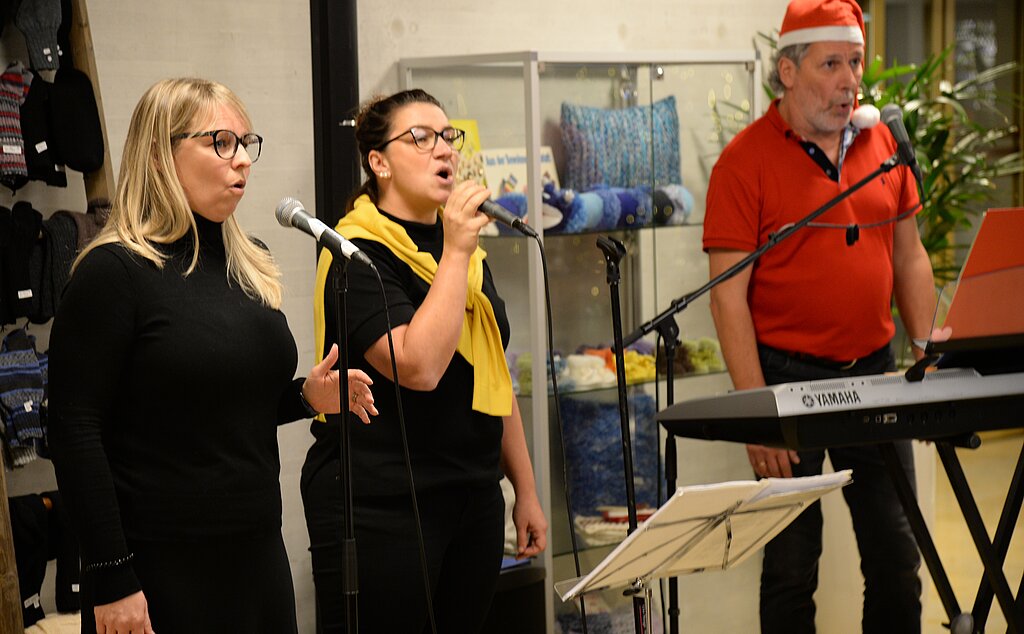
[558,471,852,601]
[746,470,852,504]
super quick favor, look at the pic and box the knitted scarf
[314,195,513,417]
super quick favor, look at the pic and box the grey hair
[768,43,812,95]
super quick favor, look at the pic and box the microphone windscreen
[851,104,880,130]
[275,197,303,227]
[880,103,903,124]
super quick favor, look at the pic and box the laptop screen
[928,207,1024,353]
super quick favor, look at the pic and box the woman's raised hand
[441,181,493,257]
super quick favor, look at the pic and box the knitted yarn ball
[589,186,621,231]
[661,184,695,225]
[562,191,604,234]
[617,185,653,228]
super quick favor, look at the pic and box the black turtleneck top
[48,214,309,605]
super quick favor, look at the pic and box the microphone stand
[596,235,647,633]
[654,316,681,628]
[616,152,903,634]
[329,256,359,633]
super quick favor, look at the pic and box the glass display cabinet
[400,50,763,633]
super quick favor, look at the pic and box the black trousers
[756,344,922,634]
[80,530,297,634]
[303,461,505,634]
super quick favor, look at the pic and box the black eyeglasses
[378,126,465,152]
[172,129,263,163]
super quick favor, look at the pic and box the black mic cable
[369,267,438,634]
[805,201,922,246]
[284,201,435,631]
[798,104,924,246]
[317,236,437,634]
[523,231,590,634]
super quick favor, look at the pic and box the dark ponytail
[345,89,445,213]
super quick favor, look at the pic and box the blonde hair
[74,77,282,308]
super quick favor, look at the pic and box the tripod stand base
[949,613,974,634]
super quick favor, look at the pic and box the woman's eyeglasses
[378,127,465,152]
[172,130,263,163]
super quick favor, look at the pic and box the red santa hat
[777,0,865,49]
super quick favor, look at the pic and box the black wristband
[298,384,319,417]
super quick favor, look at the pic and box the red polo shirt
[704,100,919,361]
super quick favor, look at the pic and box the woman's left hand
[304,344,378,424]
[512,491,548,560]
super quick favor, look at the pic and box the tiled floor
[923,431,1024,632]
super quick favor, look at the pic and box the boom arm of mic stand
[622,153,900,348]
[657,321,682,632]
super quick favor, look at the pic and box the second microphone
[276,197,376,268]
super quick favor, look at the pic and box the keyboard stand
[969,441,1024,628]
[880,439,1024,634]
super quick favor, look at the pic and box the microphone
[275,198,375,268]
[851,104,880,130]
[478,199,539,239]
[880,104,924,191]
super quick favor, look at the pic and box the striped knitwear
[0,62,30,191]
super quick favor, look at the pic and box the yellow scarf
[313,195,513,417]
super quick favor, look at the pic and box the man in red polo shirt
[704,0,936,631]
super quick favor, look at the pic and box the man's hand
[747,444,801,478]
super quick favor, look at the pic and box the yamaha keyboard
[656,368,1024,450]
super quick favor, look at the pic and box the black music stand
[555,472,852,631]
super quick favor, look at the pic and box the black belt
[772,343,890,371]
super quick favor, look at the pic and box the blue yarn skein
[590,187,622,231]
[564,191,604,233]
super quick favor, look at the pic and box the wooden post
[0,465,24,633]
[69,0,115,205]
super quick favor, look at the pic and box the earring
[379,170,391,179]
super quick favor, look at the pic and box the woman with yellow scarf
[300,89,547,633]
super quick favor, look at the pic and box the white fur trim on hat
[778,25,864,48]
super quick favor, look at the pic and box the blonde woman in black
[48,78,376,634]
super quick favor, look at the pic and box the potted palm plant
[859,48,1023,282]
